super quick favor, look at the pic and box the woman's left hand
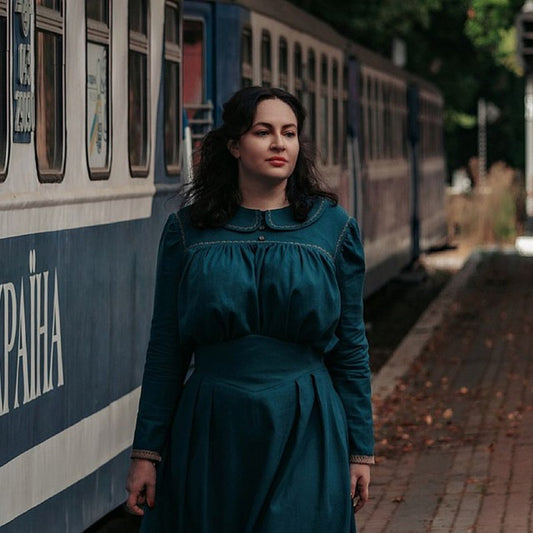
[350,463,370,513]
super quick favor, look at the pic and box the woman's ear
[227,140,240,159]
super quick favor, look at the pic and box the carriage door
[183,5,214,148]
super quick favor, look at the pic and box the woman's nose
[270,133,285,150]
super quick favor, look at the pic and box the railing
[184,100,214,142]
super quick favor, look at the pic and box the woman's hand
[125,459,157,515]
[350,463,370,513]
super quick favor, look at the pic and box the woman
[126,87,374,532]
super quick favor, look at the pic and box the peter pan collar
[224,198,327,232]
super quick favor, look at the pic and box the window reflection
[164,1,182,175]
[261,31,271,87]
[0,3,7,180]
[35,0,65,183]
[128,0,150,176]
[87,0,111,178]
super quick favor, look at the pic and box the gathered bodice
[161,199,363,354]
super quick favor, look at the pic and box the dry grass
[447,162,526,246]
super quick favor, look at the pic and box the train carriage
[1,2,183,531]
[0,1,447,531]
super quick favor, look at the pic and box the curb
[371,250,483,401]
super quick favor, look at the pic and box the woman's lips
[266,157,288,166]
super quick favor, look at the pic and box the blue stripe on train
[0,210,174,465]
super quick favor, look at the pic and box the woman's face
[229,98,299,188]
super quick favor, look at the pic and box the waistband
[193,335,324,382]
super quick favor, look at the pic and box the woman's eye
[255,130,269,136]
[284,131,296,138]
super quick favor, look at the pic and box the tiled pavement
[357,252,533,533]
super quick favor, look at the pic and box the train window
[320,55,328,163]
[306,49,316,145]
[164,0,182,175]
[86,0,111,179]
[241,28,253,88]
[0,0,7,181]
[342,63,348,164]
[383,84,391,159]
[35,0,65,182]
[332,60,339,165]
[374,78,382,160]
[362,75,372,161]
[261,30,271,87]
[279,37,288,91]
[293,43,303,102]
[392,85,406,159]
[128,0,150,177]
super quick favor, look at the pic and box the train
[0,1,446,531]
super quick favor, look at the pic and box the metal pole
[525,73,533,231]
[478,98,487,183]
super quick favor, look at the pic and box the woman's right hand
[125,459,157,515]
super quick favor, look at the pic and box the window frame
[306,48,316,145]
[241,26,252,88]
[278,36,288,91]
[163,0,182,176]
[0,0,8,181]
[293,42,303,103]
[261,30,271,88]
[34,1,66,183]
[86,0,112,180]
[128,0,151,178]
[332,59,339,165]
[320,54,328,164]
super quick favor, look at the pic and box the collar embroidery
[223,199,327,232]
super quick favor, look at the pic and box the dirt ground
[364,245,470,374]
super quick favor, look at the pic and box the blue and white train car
[0,0,447,531]
[1,1,183,531]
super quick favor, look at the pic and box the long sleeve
[326,217,374,463]
[132,214,193,455]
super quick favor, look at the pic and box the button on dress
[132,198,374,532]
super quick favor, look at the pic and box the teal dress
[132,198,374,532]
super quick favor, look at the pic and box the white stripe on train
[0,387,140,527]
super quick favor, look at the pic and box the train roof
[223,0,347,48]
[217,0,442,96]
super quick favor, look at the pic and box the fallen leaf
[443,408,453,420]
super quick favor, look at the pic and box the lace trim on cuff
[131,449,162,463]
[349,454,375,465]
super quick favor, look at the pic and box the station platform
[359,250,533,532]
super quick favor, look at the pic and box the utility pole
[517,1,533,236]
[478,98,487,182]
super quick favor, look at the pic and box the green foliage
[465,0,524,72]
[288,0,526,173]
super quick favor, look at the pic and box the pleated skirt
[140,335,356,533]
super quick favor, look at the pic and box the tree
[289,0,525,172]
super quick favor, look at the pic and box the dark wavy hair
[183,86,337,228]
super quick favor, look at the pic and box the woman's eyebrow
[252,121,297,129]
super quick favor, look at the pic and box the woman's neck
[239,180,289,211]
